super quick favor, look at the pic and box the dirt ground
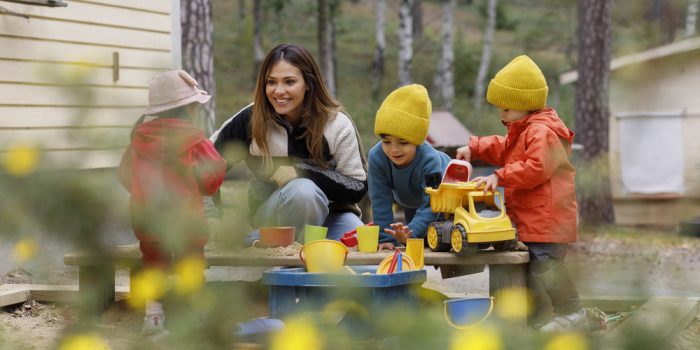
[1,227,700,349]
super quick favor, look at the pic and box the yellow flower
[59,333,110,350]
[13,238,38,262]
[271,316,323,350]
[449,325,502,350]
[174,256,206,295]
[4,143,40,176]
[493,287,533,321]
[545,332,588,350]
[128,268,169,309]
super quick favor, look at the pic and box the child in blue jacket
[368,84,450,248]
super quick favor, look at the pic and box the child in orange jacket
[456,55,585,331]
[118,70,226,338]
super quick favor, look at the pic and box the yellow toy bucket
[444,296,494,330]
[299,239,348,273]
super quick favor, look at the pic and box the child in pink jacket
[118,70,226,338]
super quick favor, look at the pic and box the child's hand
[271,165,297,187]
[455,146,471,161]
[472,174,498,193]
[384,222,412,244]
[378,242,395,250]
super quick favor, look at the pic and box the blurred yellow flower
[59,333,110,350]
[271,316,323,350]
[174,256,206,295]
[450,325,502,350]
[4,143,40,176]
[13,238,38,262]
[493,287,533,321]
[128,268,169,309]
[545,332,588,350]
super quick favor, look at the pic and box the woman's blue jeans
[245,178,363,245]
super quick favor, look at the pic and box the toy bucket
[442,159,472,183]
[299,239,348,273]
[444,297,494,330]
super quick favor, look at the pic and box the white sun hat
[143,70,211,115]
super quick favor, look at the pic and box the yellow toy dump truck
[425,162,516,255]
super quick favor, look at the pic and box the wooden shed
[0,0,180,169]
[560,37,700,226]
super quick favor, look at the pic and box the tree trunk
[238,0,246,20]
[473,0,497,115]
[371,0,386,98]
[412,0,423,39]
[433,0,455,110]
[686,0,699,37]
[252,0,264,78]
[181,0,216,135]
[317,0,336,97]
[398,0,414,86]
[575,0,614,224]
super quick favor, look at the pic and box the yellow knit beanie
[486,55,548,111]
[374,84,431,145]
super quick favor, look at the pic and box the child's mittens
[271,165,297,187]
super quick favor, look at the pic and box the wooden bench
[64,244,529,318]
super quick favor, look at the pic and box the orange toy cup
[256,226,296,247]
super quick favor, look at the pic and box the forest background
[209,0,694,150]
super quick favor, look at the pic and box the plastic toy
[425,160,516,254]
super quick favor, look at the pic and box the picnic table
[64,244,529,318]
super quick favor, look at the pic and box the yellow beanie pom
[374,84,432,145]
[486,55,548,111]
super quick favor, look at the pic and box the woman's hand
[455,146,471,161]
[384,222,412,245]
[472,174,498,193]
[271,165,297,187]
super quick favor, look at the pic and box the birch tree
[686,0,699,37]
[181,0,216,135]
[433,0,455,110]
[398,0,414,86]
[575,0,614,224]
[473,0,497,115]
[371,0,386,98]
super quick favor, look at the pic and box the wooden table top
[64,243,529,267]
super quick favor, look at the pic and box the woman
[210,44,367,243]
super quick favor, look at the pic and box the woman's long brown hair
[251,44,341,170]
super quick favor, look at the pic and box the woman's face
[380,135,418,169]
[265,60,308,123]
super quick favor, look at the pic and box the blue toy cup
[443,297,494,329]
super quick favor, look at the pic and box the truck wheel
[451,224,477,255]
[427,223,451,252]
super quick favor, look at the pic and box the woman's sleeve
[294,114,368,203]
[191,140,227,196]
[210,104,253,171]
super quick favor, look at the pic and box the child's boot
[539,308,588,332]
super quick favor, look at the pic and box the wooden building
[560,37,700,226]
[0,0,180,169]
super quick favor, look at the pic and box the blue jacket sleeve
[367,145,399,244]
[406,151,448,238]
